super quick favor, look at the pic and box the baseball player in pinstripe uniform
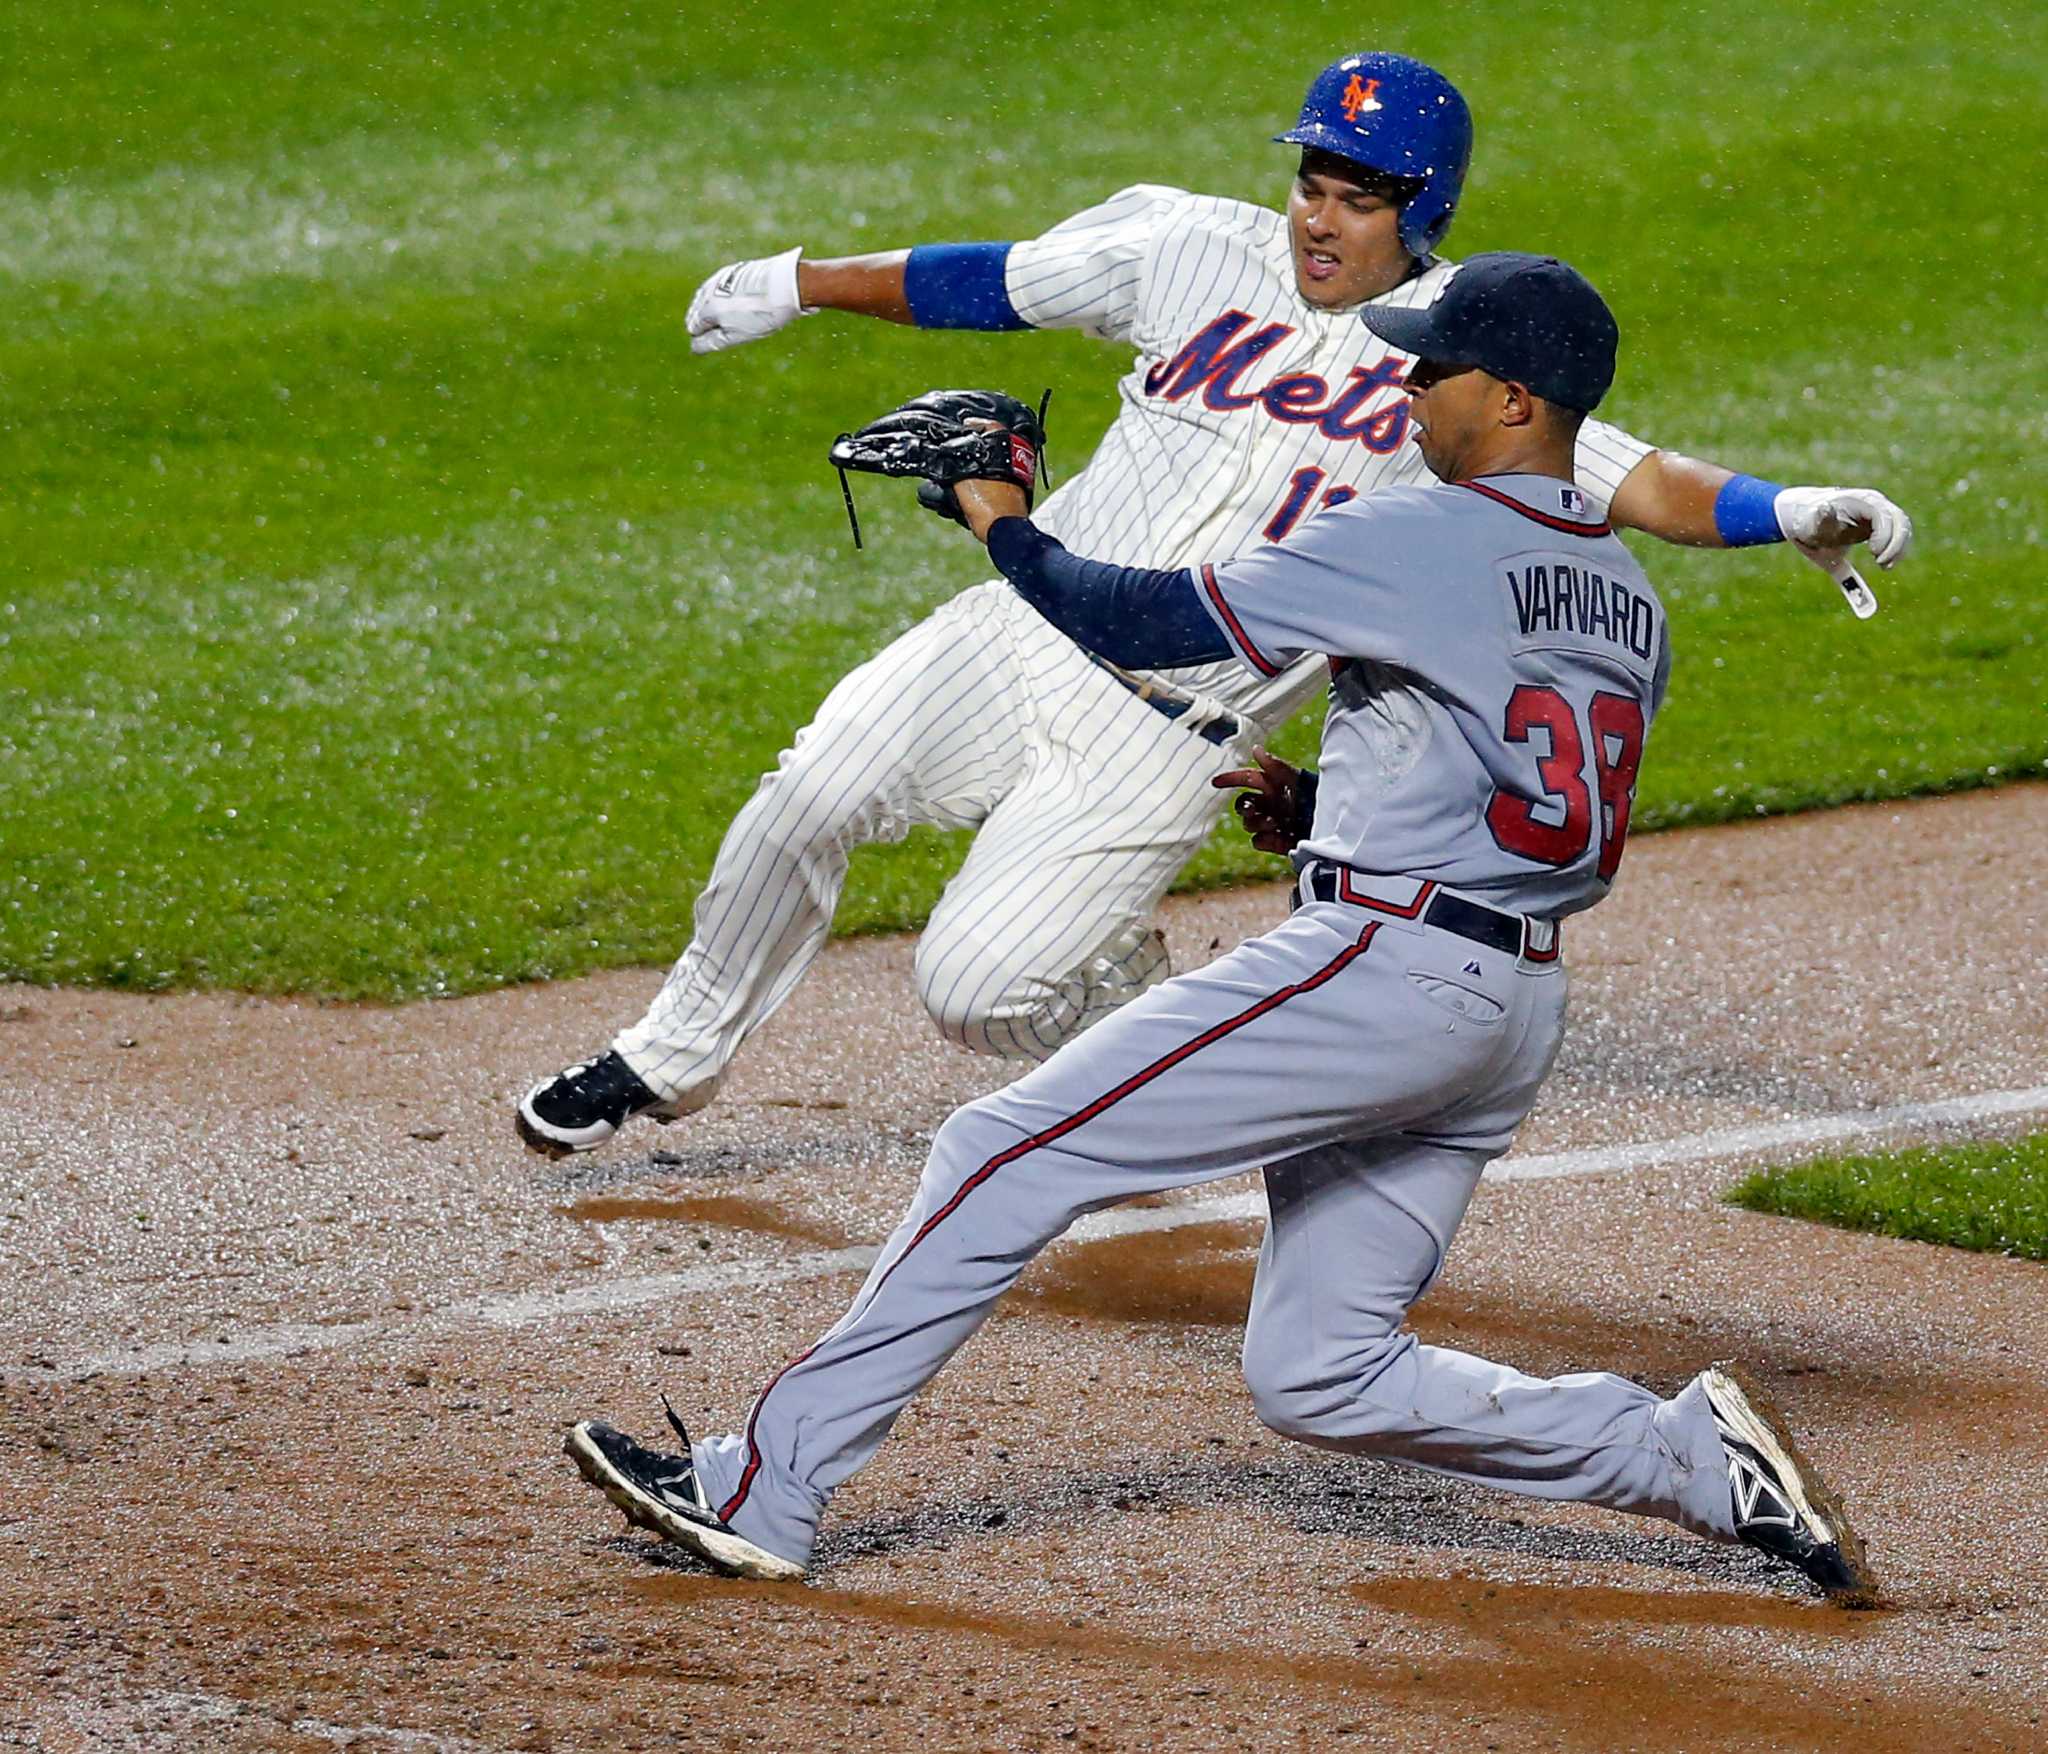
[563,251,1878,1603]
[517,51,1912,1158]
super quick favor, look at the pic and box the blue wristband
[1712,473,1789,547]
[903,243,1028,331]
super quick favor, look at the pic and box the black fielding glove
[828,389,1049,545]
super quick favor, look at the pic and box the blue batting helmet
[1275,53,1473,257]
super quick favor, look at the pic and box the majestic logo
[1341,75,1383,121]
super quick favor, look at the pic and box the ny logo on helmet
[1341,75,1383,121]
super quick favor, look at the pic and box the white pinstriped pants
[615,583,1244,1107]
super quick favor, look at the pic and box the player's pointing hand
[1213,746,1312,854]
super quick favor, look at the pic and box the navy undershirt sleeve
[903,243,1030,331]
[985,518,1231,668]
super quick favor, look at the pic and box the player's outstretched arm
[685,247,906,354]
[949,481,1231,671]
[690,185,1190,355]
[1607,449,1913,570]
[798,251,917,323]
[687,244,1032,354]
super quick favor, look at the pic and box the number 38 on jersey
[1487,684,1647,883]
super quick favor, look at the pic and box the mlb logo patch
[1559,487,1586,516]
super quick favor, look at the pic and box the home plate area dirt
[3,786,2046,1750]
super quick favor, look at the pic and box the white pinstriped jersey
[1004,185,1656,728]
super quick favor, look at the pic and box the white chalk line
[10,1083,2046,1387]
[1485,1084,2048,1181]
[6,1247,883,1385]
[41,1687,505,1753]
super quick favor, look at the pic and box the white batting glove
[685,246,815,355]
[1773,486,1914,570]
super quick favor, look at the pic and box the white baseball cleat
[565,1404,804,1583]
[1699,1362,1879,1605]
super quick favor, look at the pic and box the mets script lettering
[1144,310,1411,453]
[1507,561,1657,661]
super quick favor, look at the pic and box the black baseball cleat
[564,1402,804,1582]
[1699,1362,1880,1605]
[516,1050,677,1158]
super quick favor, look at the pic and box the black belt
[1298,861,1553,962]
[1091,656,1240,746]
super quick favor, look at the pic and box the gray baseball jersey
[1197,473,1670,915]
[682,469,1730,1576]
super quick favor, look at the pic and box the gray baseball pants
[689,891,1739,1567]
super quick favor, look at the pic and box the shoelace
[655,1395,710,1513]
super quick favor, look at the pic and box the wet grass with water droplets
[1729,1133,2048,1261]
[1,1,2042,996]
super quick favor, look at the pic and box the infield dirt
[4,785,2046,1750]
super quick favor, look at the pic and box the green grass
[2,1,2044,996]
[1728,1134,2048,1262]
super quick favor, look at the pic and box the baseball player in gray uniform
[516,51,1913,1160]
[564,253,1877,1604]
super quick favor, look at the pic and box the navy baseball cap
[1359,251,1618,411]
